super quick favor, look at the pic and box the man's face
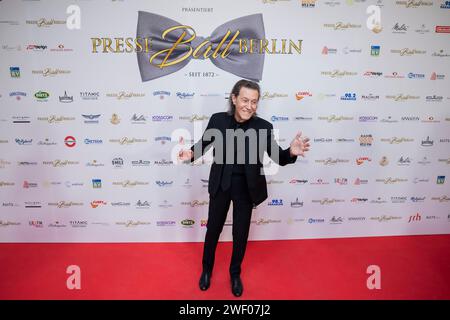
[232,87,259,122]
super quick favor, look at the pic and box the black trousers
[202,173,254,278]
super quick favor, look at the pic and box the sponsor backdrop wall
[0,0,449,242]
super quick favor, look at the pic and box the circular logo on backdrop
[379,156,389,166]
[64,136,76,147]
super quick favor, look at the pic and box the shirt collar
[232,114,251,129]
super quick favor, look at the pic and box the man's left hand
[289,131,310,157]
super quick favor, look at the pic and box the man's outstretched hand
[178,149,194,162]
[289,131,310,157]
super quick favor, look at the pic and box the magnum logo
[90,12,302,81]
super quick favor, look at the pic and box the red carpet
[0,235,449,300]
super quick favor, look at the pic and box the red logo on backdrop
[435,26,450,33]
[64,136,76,147]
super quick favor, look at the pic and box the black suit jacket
[190,112,297,206]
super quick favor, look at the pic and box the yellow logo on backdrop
[91,26,302,68]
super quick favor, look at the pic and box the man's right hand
[178,149,194,162]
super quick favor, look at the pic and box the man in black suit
[178,79,310,297]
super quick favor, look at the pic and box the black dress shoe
[231,276,243,297]
[199,271,211,291]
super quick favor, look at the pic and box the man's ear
[231,94,237,106]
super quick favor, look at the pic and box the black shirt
[219,115,251,191]
[231,116,250,174]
